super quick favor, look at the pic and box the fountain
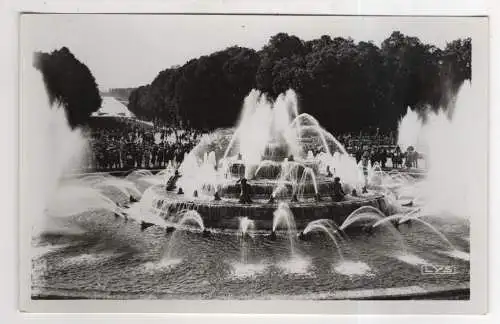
[239,216,255,240]
[162,210,206,260]
[31,83,472,300]
[296,167,318,201]
[147,90,390,231]
[238,217,255,263]
[272,203,297,256]
[397,81,479,218]
[302,219,344,260]
[340,206,388,230]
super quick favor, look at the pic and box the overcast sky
[21,14,479,90]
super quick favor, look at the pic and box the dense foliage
[34,47,102,128]
[128,46,261,129]
[128,31,471,133]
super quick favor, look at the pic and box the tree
[33,47,102,128]
[129,46,260,129]
[255,33,307,97]
[127,32,472,134]
[442,37,471,89]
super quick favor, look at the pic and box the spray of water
[238,217,255,264]
[340,206,386,230]
[397,107,424,152]
[296,167,318,199]
[44,185,123,218]
[239,216,255,236]
[397,81,484,218]
[24,67,90,235]
[272,203,297,256]
[163,210,205,260]
[303,219,344,260]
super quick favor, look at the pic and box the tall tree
[33,47,102,128]
[127,32,472,134]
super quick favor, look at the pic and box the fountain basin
[227,159,320,180]
[155,187,389,230]
[213,177,335,199]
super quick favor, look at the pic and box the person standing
[158,141,165,167]
[380,148,388,168]
[392,146,402,168]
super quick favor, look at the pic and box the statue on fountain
[140,221,155,232]
[326,165,333,177]
[332,177,346,202]
[237,177,252,204]
[166,169,181,191]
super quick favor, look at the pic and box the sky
[20,14,480,90]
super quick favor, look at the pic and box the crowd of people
[340,132,421,169]
[82,120,206,171]
[348,145,421,169]
[81,119,420,172]
[337,131,397,148]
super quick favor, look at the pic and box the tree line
[34,47,102,129]
[127,31,471,134]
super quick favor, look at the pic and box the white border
[2,0,499,323]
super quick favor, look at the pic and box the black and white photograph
[18,13,488,313]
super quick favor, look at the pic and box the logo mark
[421,264,458,275]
